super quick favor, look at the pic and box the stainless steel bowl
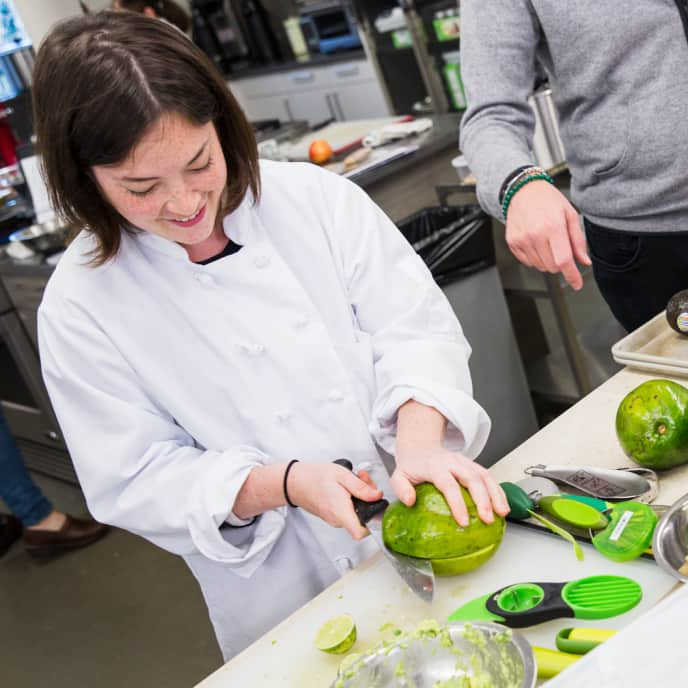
[653,492,688,583]
[9,218,68,257]
[330,621,536,688]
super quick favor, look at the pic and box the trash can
[398,205,494,285]
[397,205,537,467]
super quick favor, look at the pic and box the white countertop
[195,366,687,687]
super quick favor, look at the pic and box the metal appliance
[529,87,567,169]
[298,1,362,54]
[191,0,251,74]
[192,0,282,72]
[0,266,73,480]
[238,0,282,63]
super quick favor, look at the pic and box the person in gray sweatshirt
[459,0,688,332]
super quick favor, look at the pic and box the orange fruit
[308,139,333,164]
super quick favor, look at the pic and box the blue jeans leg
[0,407,53,526]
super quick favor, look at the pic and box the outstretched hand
[506,180,591,290]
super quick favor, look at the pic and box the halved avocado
[430,544,499,576]
[382,483,505,575]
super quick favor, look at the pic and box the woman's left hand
[391,445,510,528]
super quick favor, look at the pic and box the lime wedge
[314,614,357,654]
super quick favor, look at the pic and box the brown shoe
[0,514,22,557]
[23,514,109,558]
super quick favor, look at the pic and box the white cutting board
[195,525,677,688]
[281,117,404,160]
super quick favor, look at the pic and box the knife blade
[334,458,435,604]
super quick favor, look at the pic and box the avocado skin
[381,483,505,560]
[616,379,688,470]
[666,289,688,335]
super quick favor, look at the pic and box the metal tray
[611,312,688,377]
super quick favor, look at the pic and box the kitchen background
[0,2,623,687]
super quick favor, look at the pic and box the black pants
[584,219,688,333]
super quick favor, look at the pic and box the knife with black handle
[333,458,434,603]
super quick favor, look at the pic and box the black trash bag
[397,205,494,285]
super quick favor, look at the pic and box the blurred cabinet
[228,57,390,126]
[333,80,388,120]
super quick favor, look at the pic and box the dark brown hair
[114,0,191,33]
[32,10,259,264]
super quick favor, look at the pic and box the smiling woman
[31,10,507,662]
[91,115,229,262]
[32,10,258,264]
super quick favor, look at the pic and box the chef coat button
[334,556,353,574]
[294,315,309,329]
[328,389,344,402]
[194,273,213,286]
[275,410,291,424]
[253,343,265,355]
[254,255,270,269]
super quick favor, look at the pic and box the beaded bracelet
[499,165,543,205]
[501,172,554,220]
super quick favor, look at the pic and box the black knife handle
[333,458,389,526]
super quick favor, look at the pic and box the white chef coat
[37,160,490,659]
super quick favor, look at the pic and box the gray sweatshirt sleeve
[459,0,541,219]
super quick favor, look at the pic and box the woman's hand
[393,400,509,527]
[286,461,383,540]
[392,445,509,527]
[505,180,591,290]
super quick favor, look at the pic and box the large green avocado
[616,379,688,470]
[382,483,505,575]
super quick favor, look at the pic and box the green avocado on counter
[382,483,505,576]
[616,378,688,470]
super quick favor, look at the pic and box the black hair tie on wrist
[283,459,300,508]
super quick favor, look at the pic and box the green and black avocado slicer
[447,575,642,628]
[501,481,659,562]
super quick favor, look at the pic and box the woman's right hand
[286,461,383,540]
[505,180,591,290]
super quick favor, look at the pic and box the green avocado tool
[555,627,617,654]
[592,501,658,562]
[538,495,610,531]
[501,482,585,560]
[447,575,642,628]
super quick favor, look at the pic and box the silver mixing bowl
[330,621,536,688]
[653,492,688,583]
[8,218,68,257]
